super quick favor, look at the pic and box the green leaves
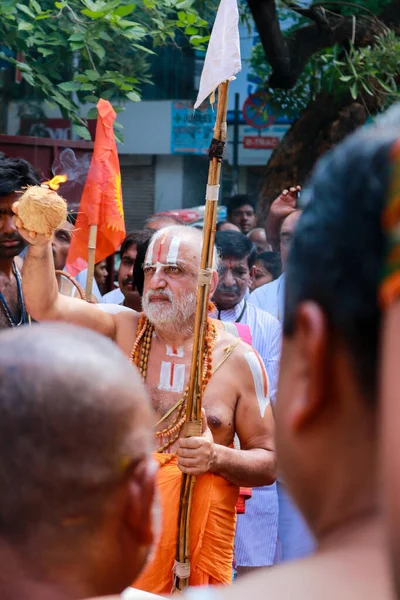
[126,91,140,102]
[73,124,92,140]
[350,83,358,100]
[16,3,35,18]
[86,107,98,119]
[0,0,208,134]
[18,21,34,31]
[332,33,400,105]
[250,10,400,119]
[58,81,81,92]
[85,70,100,81]
[115,3,135,17]
[30,0,41,13]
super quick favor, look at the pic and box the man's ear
[249,265,256,288]
[288,301,330,432]
[125,457,158,546]
[209,270,219,299]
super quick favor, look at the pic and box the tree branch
[246,0,394,89]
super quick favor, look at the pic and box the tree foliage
[249,1,400,120]
[0,0,208,138]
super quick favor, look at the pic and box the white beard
[142,288,197,334]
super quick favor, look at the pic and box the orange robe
[132,452,239,594]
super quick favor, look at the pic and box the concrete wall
[182,155,209,208]
[116,101,172,155]
[155,155,184,212]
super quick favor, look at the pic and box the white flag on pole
[194,0,241,109]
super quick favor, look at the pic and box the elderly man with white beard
[12,219,277,594]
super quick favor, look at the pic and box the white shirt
[216,298,281,402]
[216,298,282,566]
[100,287,124,305]
[65,268,102,301]
[249,273,285,322]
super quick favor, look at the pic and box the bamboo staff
[85,224,98,299]
[173,79,230,593]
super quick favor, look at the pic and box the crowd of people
[1,106,400,600]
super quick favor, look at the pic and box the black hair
[284,128,397,406]
[226,194,256,217]
[120,230,147,259]
[0,156,40,196]
[215,230,257,270]
[256,251,282,280]
[67,212,77,226]
[132,229,155,296]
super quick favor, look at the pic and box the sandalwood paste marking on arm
[244,351,271,418]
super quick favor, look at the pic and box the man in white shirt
[213,230,281,574]
[250,210,301,320]
[52,217,102,301]
[249,199,315,562]
[101,231,146,311]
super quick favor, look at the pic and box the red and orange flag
[66,99,126,276]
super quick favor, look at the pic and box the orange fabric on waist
[132,452,239,594]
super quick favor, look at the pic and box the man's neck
[153,324,194,347]
[317,510,384,554]
[0,545,90,600]
[311,458,379,547]
[0,579,75,600]
[0,258,15,279]
[216,297,245,315]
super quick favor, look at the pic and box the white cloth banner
[194,0,241,109]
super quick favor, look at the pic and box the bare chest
[144,338,238,448]
[0,276,21,329]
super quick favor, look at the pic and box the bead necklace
[130,315,218,452]
[0,262,28,328]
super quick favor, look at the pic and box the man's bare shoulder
[216,324,253,357]
[214,324,262,381]
[113,310,141,357]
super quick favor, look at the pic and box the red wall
[0,135,93,210]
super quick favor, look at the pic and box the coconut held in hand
[18,186,67,237]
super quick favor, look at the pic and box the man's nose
[222,269,235,286]
[2,213,17,234]
[149,269,167,289]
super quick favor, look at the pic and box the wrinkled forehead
[221,256,248,269]
[144,232,200,267]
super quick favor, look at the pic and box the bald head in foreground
[186,128,398,600]
[0,323,156,600]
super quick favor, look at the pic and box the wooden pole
[85,224,98,300]
[173,80,230,593]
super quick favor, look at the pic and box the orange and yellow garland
[130,314,218,453]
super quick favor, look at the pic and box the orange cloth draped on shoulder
[132,452,239,594]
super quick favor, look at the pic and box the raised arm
[14,207,116,339]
